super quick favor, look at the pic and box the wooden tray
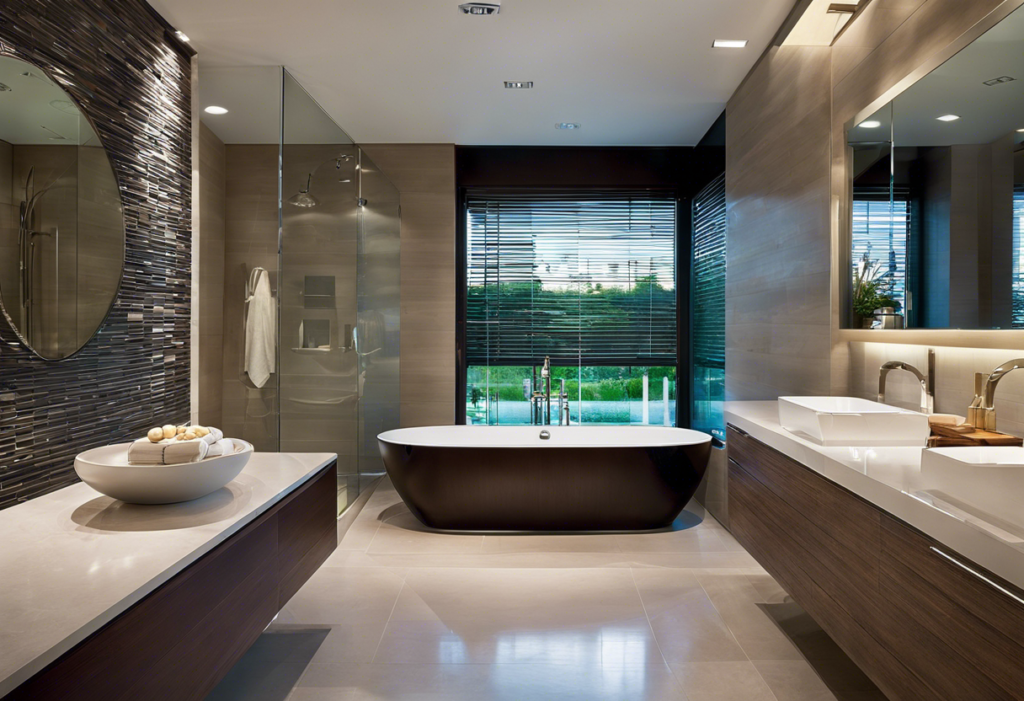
[927,425,1023,447]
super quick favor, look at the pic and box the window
[691,174,725,440]
[1014,187,1024,327]
[851,192,911,313]
[463,190,678,425]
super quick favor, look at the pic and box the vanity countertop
[725,401,1024,592]
[0,452,337,697]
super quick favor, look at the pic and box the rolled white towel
[128,438,209,466]
[199,427,224,446]
[205,438,235,458]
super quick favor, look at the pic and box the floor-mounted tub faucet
[878,348,935,414]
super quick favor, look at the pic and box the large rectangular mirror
[845,4,1024,329]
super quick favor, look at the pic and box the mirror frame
[0,48,127,361]
[835,0,1024,347]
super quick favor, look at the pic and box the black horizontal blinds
[465,190,677,366]
[852,187,910,312]
[691,174,725,369]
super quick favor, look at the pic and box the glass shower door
[281,71,362,512]
[355,149,400,486]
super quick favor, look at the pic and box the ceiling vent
[459,3,500,15]
[983,76,1016,86]
[504,81,533,89]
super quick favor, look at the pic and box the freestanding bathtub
[377,425,712,531]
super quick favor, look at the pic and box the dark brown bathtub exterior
[378,440,712,531]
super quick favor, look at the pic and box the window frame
[455,186,691,426]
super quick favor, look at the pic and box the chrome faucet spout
[983,358,1024,409]
[877,349,935,414]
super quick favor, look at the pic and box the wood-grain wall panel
[198,122,226,428]
[360,144,456,428]
[725,44,833,402]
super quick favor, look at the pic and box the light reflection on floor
[205,478,887,701]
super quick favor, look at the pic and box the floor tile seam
[369,580,406,664]
[628,564,681,696]
[692,571,756,668]
[360,517,386,553]
[748,660,784,701]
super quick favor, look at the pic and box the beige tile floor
[206,478,887,701]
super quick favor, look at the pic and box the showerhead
[288,173,319,208]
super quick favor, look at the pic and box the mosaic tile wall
[0,0,192,508]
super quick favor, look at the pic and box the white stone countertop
[0,452,336,697]
[725,401,1024,593]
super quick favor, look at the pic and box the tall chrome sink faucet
[878,348,935,414]
[982,358,1024,430]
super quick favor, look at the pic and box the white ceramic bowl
[74,440,254,504]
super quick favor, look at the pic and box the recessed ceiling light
[1018,128,1024,133]
[713,40,747,48]
[556,123,581,130]
[204,106,228,115]
[504,81,533,89]
[936,114,960,122]
[858,120,881,128]
[459,2,499,15]
[174,30,190,43]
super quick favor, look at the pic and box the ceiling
[198,66,357,145]
[149,0,796,146]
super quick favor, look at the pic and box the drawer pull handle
[929,546,1024,607]
[728,424,750,437]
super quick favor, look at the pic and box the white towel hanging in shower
[245,268,276,388]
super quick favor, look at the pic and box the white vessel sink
[778,396,931,447]
[921,447,1024,527]
[75,441,253,504]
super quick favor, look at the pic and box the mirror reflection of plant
[853,255,900,318]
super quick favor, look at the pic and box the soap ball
[162,424,177,440]
[147,427,164,443]
[194,426,210,438]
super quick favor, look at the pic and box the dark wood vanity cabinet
[728,426,1024,701]
[7,462,338,701]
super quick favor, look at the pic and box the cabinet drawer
[880,516,1024,699]
[728,455,934,701]
[727,426,880,552]
[727,426,1024,700]
[727,426,881,585]
[729,456,882,627]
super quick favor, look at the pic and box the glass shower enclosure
[201,66,399,513]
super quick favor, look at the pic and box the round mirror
[0,55,125,359]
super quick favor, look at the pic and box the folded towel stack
[127,426,236,466]
[128,438,209,466]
